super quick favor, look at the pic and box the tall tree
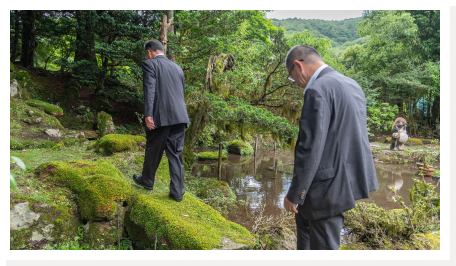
[10,10,21,62]
[20,11,37,68]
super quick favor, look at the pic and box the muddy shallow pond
[190,148,440,231]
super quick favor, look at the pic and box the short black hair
[144,39,164,52]
[285,45,322,69]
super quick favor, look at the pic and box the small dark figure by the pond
[283,45,379,250]
[390,117,408,151]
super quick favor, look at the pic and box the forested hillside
[271,17,363,47]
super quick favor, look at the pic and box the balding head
[285,45,323,70]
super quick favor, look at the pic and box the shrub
[367,103,398,133]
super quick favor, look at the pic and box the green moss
[408,138,423,145]
[51,142,65,150]
[10,98,64,130]
[96,112,115,137]
[35,160,134,220]
[196,152,227,161]
[126,193,255,250]
[183,148,196,170]
[228,140,254,155]
[97,134,146,154]
[16,70,30,80]
[25,99,64,116]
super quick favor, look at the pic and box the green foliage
[367,103,399,133]
[196,126,215,147]
[271,17,363,46]
[204,94,298,143]
[392,178,440,233]
[345,178,439,247]
[10,156,26,189]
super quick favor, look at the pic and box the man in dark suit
[283,45,378,249]
[133,39,190,202]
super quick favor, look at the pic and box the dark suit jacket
[287,66,379,221]
[142,55,190,129]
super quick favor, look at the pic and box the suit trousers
[141,123,186,199]
[295,211,345,250]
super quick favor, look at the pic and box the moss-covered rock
[16,70,30,80]
[96,134,146,155]
[51,142,64,150]
[125,193,255,250]
[196,151,227,161]
[96,111,115,137]
[35,160,134,221]
[408,138,423,145]
[10,200,81,250]
[228,140,254,155]
[25,99,63,116]
[261,227,297,250]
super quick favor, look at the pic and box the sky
[266,10,365,21]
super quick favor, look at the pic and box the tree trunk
[10,10,20,62]
[74,11,97,64]
[159,15,168,55]
[167,10,175,62]
[20,11,37,68]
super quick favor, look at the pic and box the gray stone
[84,222,90,234]
[214,237,248,250]
[370,143,380,147]
[39,123,48,128]
[28,110,34,117]
[44,129,61,138]
[10,79,19,98]
[10,202,41,231]
[33,117,43,123]
[31,231,44,241]
[139,141,146,149]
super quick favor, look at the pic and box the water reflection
[190,149,440,230]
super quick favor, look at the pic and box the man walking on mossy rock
[283,45,378,250]
[133,39,190,202]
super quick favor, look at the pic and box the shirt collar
[154,54,165,58]
[304,64,328,93]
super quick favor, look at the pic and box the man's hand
[283,196,298,213]
[145,116,155,130]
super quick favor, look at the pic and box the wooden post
[275,160,278,176]
[218,143,223,180]
[255,136,258,156]
[274,141,276,151]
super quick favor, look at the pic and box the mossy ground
[340,231,440,250]
[126,193,254,250]
[25,99,64,116]
[196,151,227,161]
[370,141,440,165]
[11,143,252,250]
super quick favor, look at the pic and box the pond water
[190,148,440,231]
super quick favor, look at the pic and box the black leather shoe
[169,193,182,202]
[132,174,154,190]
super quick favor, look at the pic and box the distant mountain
[271,17,363,47]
